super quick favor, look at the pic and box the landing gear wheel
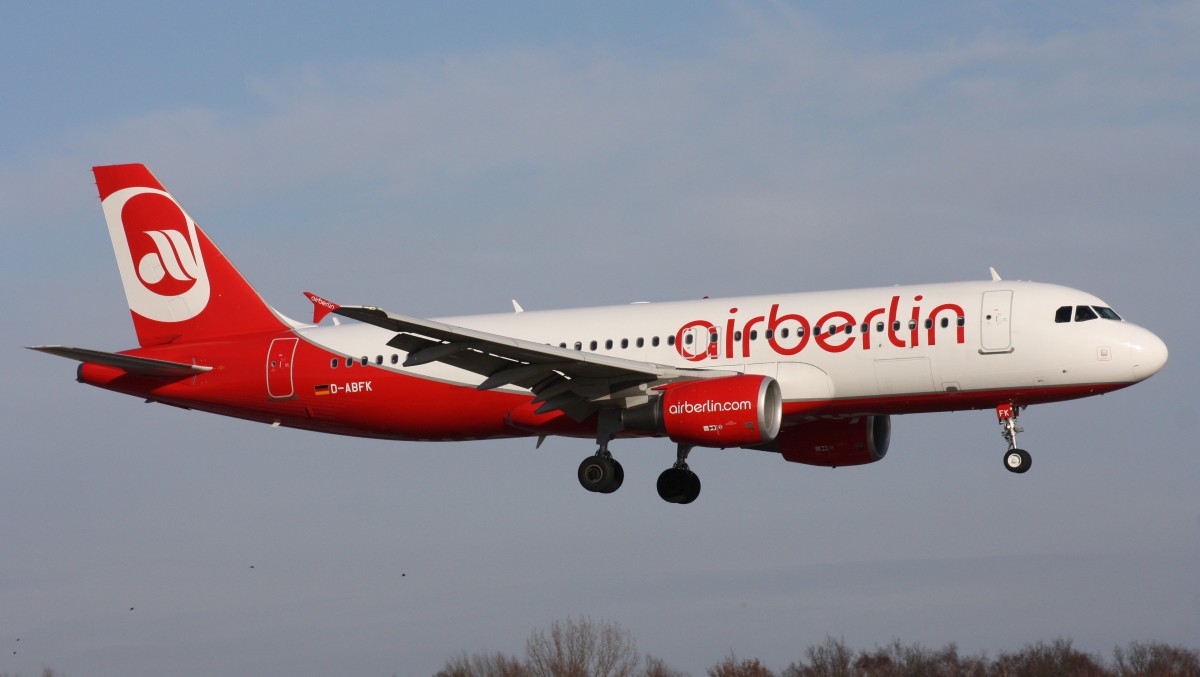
[1004,448,1032,474]
[599,460,624,494]
[578,455,622,493]
[656,467,701,504]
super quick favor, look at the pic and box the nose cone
[1129,327,1168,382]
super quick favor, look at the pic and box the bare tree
[524,616,640,677]
[436,650,527,677]
[841,639,988,677]
[708,653,776,677]
[991,638,1107,677]
[1113,641,1200,677]
[782,636,853,677]
[644,654,691,677]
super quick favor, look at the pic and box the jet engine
[758,415,891,467]
[623,375,782,447]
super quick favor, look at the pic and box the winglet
[304,292,340,324]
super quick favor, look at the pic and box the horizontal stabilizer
[28,345,213,377]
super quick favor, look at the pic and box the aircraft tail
[94,164,288,347]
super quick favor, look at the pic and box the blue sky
[2,2,1198,675]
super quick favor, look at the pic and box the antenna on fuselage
[989,267,1002,281]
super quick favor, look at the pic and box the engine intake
[624,375,782,447]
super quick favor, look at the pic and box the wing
[28,345,213,377]
[308,293,730,421]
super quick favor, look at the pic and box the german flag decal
[314,384,331,396]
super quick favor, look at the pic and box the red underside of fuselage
[77,335,1134,443]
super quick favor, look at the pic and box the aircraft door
[680,325,717,360]
[266,337,299,400]
[980,290,1013,353]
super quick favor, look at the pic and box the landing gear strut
[997,403,1032,474]
[657,443,701,504]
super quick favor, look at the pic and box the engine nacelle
[623,375,782,448]
[760,416,891,467]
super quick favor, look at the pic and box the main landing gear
[577,442,703,503]
[575,412,703,503]
[578,411,624,494]
[997,403,1032,474]
[577,447,624,494]
[656,443,701,504]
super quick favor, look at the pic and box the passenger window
[1055,306,1072,323]
[375,355,383,365]
[574,341,582,351]
[620,338,628,349]
[844,324,853,335]
[1075,305,1098,322]
[636,337,644,348]
[589,340,598,351]
[892,321,901,332]
[684,334,693,346]
[924,319,933,330]
[360,356,368,366]
[391,354,399,365]
[940,317,949,329]
[764,329,773,340]
[330,358,339,369]
[605,339,613,350]
[956,317,965,327]
[667,335,675,346]
[346,357,354,368]
[780,328,789,339]
[749,330,758,340]
[710,332,719,344]
[734,331,742,341]
[653,336,661,347]
[814,325,822,336]
[860,323,869,333]
[876,321,885,333]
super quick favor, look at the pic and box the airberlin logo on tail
[102,187,210,322]
[134,229,202,295]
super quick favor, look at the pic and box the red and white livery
[32,164,1169,503]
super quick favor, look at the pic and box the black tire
[657,467,700,504]
[656,468,683,503]
[578,455,614,492]
[680,470,701,504]
[599,460,624,494]
[1004,448,1032,474]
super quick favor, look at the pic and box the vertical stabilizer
[94,164,287,346]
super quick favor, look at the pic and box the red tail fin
[94,164,287,346]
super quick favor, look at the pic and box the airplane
[31,164,1168,504]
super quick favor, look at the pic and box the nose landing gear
[997,403,1031,474]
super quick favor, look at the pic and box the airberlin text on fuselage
[675,295,966,362]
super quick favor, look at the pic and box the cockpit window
[1074,305,1098,322]
[1093,306,1122,320]
[1055,306,1072,323]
